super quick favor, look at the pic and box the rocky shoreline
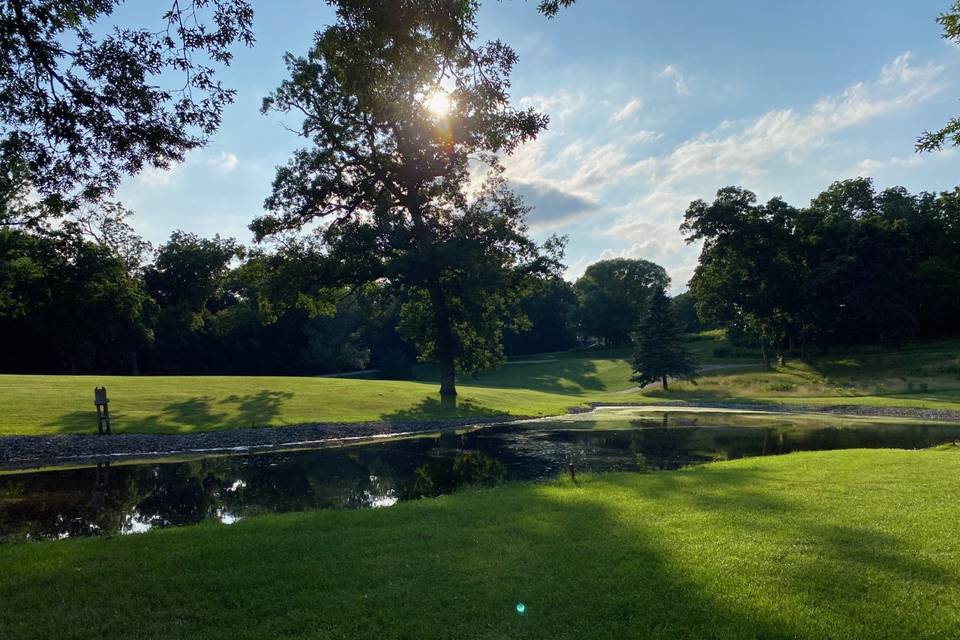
[0,416,515,470]
[3,402,960,470]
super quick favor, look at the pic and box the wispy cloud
[657,64,690,96]
[136,164,180,187]
[599,52,947,286]
[610,98,643,123]
[208,152,239,172]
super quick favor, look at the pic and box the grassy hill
[658,337,960,409]
[0,334,958,435]
[2,448,958,639]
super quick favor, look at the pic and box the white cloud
[208,152,239,172]
[657,64,690,96]
[624,51,945,201]
[625,130,663,144]
[506,52,949,283]
[590,51,949,280]
[136,164,180,187]
[848,148,955,176]
[610,98,644,123]
[518,91,588,126]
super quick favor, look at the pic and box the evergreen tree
[631,287,697,391]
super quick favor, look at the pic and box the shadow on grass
[220,390,294,428]
[466,358,616,394]
[46,390,295,434]
[1,461,954,638]
[380,396,507,423]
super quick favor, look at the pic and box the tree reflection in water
[3,414,960,540]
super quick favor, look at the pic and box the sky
[113,0,960,291]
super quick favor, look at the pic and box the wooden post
[94,387,111,435]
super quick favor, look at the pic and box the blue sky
[114,0,960,290]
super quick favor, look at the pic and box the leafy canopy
[255,0,562,389]
[917,1,960,151]
[0,0,253,214]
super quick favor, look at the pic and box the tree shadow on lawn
[379,396,507,423]
[2,464,954,639]
[45,391,295,434]
[220,390,294,428]
[44,396,228,435]
[467,358,615,394]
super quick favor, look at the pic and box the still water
[2,410,958,540]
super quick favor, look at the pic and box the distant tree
[254,1,561,397]
[143,231,242,373]
[799,179,917,347]
[918,1,960,151]
[573,258,669,346]
[682,178,960,359]
[75,202,153,274]
[504,276,578,355]
[630,286,697,391]
[0,0,254,215]
[681,187,803,367]
[671,291,705,334]
[0,223,151,373]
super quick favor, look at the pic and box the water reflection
[2,412,959,541]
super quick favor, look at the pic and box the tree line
[683,178,960,367]
[3,0,958,395]
[0,207,677,376]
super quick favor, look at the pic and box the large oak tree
[254,0,561,397]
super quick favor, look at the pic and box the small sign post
[94,387,111,435]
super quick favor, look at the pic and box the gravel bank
[0,417,515,470]
[3,401,960,470]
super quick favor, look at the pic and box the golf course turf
[1,335,959,436]
[1,448,958,639]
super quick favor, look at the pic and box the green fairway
[0,372,644,436]
[1,448,958,639]
[655,338,960,409]
[1,336,959,436]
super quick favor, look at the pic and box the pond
[2,409,959,541]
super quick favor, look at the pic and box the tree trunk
[661,375,668,391]
[406,192,458,397]
[128,347,139,375]
[427,280,458,397]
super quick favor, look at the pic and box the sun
[424,89,452,116]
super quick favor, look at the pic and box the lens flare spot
[515,602,526,614]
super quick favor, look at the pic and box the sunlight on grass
[1,336,959,436]
[1,450,958,638]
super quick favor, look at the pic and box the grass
[1,448,958,639]
[1,335,958,436]
[659,338,960,409]
[0,374,635,436]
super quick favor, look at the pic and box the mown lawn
[0,373,646,436]
[1,448,958,639]
[1,336,958,436]
[658,338,960,408]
